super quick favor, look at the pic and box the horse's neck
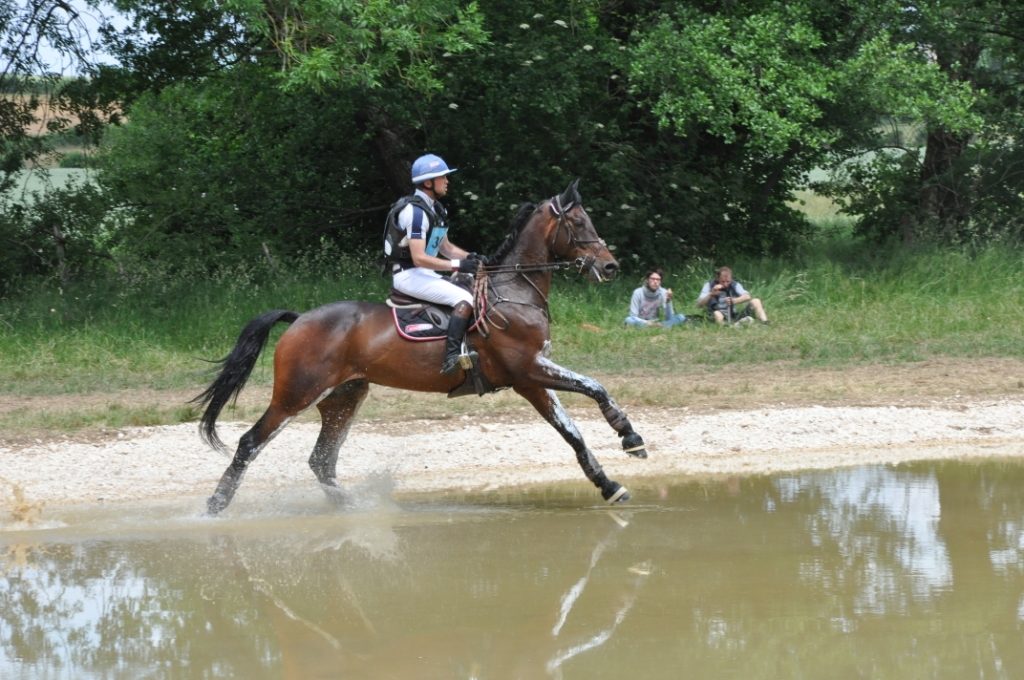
[501,228,554,300]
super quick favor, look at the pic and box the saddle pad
[391,306,447,341]
[389,301,487,341]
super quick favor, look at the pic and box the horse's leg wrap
[599,400,630,432]
[598,399,647,458]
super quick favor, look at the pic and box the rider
[385,153,482,375]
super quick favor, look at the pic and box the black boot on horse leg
[440,301,477,375]
[599,401,648,458]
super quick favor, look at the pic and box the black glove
[456,255,482,273]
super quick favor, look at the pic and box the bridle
[472,195,608,335]
[547,194,606,254]
[476,196,603,277]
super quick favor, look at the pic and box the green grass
[547,241,1024,371]
[1,238,1022,425]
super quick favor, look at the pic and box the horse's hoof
[622,432,648,459]
[603,483,631,504]
[320,482,347,506]
[205,494,227,516]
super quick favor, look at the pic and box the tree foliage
[5,0,1024,291]
[0,0,102,190]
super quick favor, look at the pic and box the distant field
[5,168,95,202]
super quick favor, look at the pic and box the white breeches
[393,268,473,307]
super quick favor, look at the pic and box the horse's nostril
[603,262,619,276]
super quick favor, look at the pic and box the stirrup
[440,351,477,375]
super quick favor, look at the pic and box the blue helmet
[411,154,457,184]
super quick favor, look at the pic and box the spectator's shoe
[736,316,754,326]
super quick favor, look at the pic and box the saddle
[386,289,485,341]
[386,273,484,341]
[385,284,498,399]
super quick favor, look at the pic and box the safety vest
[381,194,449,271]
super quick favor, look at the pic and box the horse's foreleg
[207,408,292,516]
[514,385,630,504]
[310,379,369,504]
[527,357,647,459]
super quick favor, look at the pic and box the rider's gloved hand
[455,255,483,273]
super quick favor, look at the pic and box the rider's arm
[438,236,470,261]
[409,239,461,271]
[399,205,466,271]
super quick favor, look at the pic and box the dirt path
[2,358,1023,519]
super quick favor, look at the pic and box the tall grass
[2,238,1022,402]
[549,240,1024,371]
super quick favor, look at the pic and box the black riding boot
[440,302,476,375]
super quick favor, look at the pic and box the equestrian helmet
[411,154,458,184]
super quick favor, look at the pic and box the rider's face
[427,175,449,197]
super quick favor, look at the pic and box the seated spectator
[625,269,687,328]
[696,266,769,325]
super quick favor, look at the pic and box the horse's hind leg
[309,379,369,504]
[207,406,293,516]
[514,385,630,504]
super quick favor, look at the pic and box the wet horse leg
[514,384,630,503]
[206,405,294,516]
[528,357,647,458]
[309,379,369,504]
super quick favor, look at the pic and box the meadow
[1,227,1023,441]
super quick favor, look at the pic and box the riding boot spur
[440,301,477,375]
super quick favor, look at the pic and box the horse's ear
[558,178,582,210]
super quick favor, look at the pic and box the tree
[0,1,105,187]
[808,1,1023,245]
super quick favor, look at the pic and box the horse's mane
[486,202,537,263]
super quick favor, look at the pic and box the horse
[194,179,648,515]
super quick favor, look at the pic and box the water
[2,460,1023,679]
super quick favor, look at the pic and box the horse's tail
[192,309,300,452]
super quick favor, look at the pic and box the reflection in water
[1,460,1023,678]
[546,510,650,678]
[779,466,953,615]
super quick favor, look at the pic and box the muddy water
[2,460,1024,679]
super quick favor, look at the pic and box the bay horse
[195,180,647,515]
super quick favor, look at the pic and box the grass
[1,236,1022,437]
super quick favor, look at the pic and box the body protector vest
[382,194,449,272]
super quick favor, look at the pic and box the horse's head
[543,179,619,282]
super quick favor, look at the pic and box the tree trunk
[916,127,971,242]
[913,34,981,244]
[356,106,416,196]
[51,222,68,287]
